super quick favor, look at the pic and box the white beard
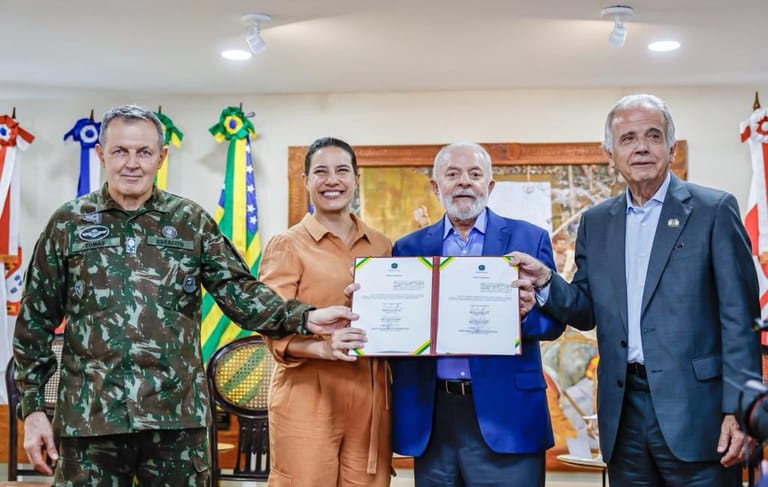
[439,190,488,221]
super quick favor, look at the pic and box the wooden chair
[6,335,64,481]
[207,334,276,484]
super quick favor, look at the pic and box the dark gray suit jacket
[543,173,760,463]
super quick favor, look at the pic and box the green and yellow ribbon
[153,111,183,190]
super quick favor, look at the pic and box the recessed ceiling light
[648,40,680,52]
[221,49,252,61]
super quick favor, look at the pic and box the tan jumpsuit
[259,213,392,487]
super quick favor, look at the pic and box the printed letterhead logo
[391,263,398,269]
[78,225,110,242]
[478,265,486,271]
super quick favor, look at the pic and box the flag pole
[749,89,765,486]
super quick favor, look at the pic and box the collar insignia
[81,212,101,224]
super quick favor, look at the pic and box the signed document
[435,256,520,355]
[351,256,520,356]
[351,257,434,355]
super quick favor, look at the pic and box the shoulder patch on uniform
[78,225,110,242]
[162,226,178,238]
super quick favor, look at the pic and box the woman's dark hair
[304,137,358,175]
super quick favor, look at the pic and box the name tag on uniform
[69,238,121,254]
[147,236,194,250]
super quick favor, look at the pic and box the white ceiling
[3,0,767,96]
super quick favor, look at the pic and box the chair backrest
[207,334,276,483]
[43,338,64,410]
[6,334,64,481]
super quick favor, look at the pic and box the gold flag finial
[754,91,761,110]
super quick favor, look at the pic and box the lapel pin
[667,218,680,228]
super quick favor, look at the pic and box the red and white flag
[0,114,33,403]
[742,106,768,319]
[0,115,33,257]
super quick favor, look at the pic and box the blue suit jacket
[390,209,564,456]
[543,175,761,463]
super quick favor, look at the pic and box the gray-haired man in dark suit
[511,93,760,486]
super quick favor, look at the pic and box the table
[556,453,607,487]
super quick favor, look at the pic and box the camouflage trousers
[53,428,210,487]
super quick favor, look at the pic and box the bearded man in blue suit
[512,94,761,486]
[390,142,565,486]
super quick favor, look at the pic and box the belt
[627,362,647,378]
[437,379,472,395]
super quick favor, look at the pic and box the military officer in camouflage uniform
[13,104,359,486]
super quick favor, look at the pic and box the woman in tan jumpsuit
[259,137,392,486]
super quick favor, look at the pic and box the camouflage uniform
[56,428,210,486]
[13,185,315,483]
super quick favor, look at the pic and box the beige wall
[6,85,757,262]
